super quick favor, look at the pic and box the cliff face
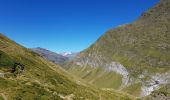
[66,0,170,97]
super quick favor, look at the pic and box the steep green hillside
[66,0,170,97]
[0,34,135,100]
[0,50,14,70]
[68,65,122,89]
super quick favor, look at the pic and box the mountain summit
[61,52,79,60]
[66,0,170,98]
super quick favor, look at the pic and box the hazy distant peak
[60,52,79,59]
[62,52,72,56]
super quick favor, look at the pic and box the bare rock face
[145,84,170,100]
[0,73,5,78]
[140,71,170,97]
[105,62,129,89]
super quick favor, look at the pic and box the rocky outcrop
[145,84,170,100]
[0,73,5,78]
[74,52,129,89]
[106,62,129,89]
[140,71,170,97]
[11,63,25,76]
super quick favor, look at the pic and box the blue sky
[0,0,159,53]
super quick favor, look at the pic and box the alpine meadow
[0,0,170,100]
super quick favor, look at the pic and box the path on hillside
[0,93,7,100]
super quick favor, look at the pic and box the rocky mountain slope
[143,84,170,100]
[66,0,170,98]
[0,34,135,100]
[31,47,69,65]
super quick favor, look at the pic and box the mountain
[61,52,79,60]
[66,0,170,98]
[31,47,69,65]
[0,34,135,100]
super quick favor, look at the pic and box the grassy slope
[0,34,135,100]
[68,65,122,89]
[80,0,170,76]
[66,0,170,96]
[122,83,142,97]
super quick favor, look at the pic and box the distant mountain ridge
[31,47,69,65]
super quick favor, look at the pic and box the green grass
[0,50,14,70]
[65,0,170,97]
[123,83,142,96]
[0,78,17,89]
[0,33,135,100]
[0,97,4,100]
[68,65,122,89]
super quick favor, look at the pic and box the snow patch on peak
[62,52,72,56]
[61,52,79,59]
